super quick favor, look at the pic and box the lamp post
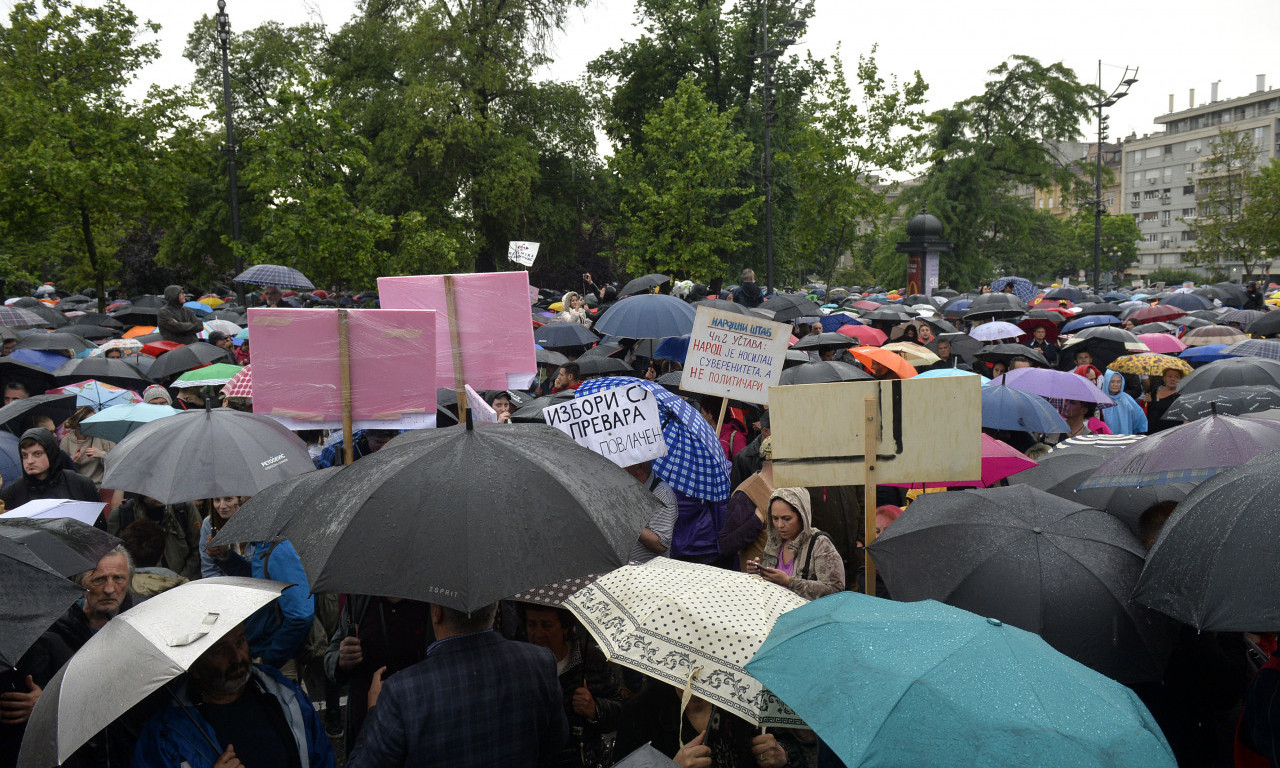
[217,1,245,306]
[1092,60,1138,290]
[757,2,800,295]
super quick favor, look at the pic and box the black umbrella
[1177,357,1280,395]
[791,332,855,351]
[963,292,1026,320]
[271,423,660,611]
[1134,450,1280,631]
[209,467,340,546]
[533,322,598,349]
[108,306,160,327]
[509,391,575,423]
[1045,287,1087,303]
[613,743,679,768]
[144,342,229,381]
[0,358,57,400]
[1131,322,1178,335]
[867,486,1174,685]
[61,325,116,341]
[1058,337,1131,371]
[128,295,165,309]
[1250,312,1280,337]
[918,316,960,334]
[101,407,315,503]
[860,307,916,324]
[26,306,67,329]
[779,360,871,385]
[68,313,123,330]
[579,342,625,359]
[929,333,982,362]
[0,393,78,434]
[1211,282,1248,308]
[576,356,633,377]
[758,294,823,324]
[535,348,569,367]
[972,343,1050,368]
[692,299,753,316]
[0,536,84,666]
[51,357,151,391]
[1074,302,1124,318]
[14,332,95,354]
[210,310,247,326]
[0,518,121,577]
[1165,385,1280,421]
[616,273,671,298]
[934,288,959,298]
[655,370,684,393]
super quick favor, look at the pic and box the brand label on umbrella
[543,383,668,466]
[681,306,790,404]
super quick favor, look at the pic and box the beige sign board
[769,376,983,487]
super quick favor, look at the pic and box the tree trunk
[78,203,106,313]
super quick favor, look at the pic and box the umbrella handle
[165,686,224,755]
[677,666,703,749]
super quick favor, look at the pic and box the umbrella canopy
[594,294,696,339]
[1107,353,1193,377]
[575,356,632,377]
[270,423,659,611]
[68,312,123,329]
[1177,356,1280,395]
[0,536,85,666]
[652,335,690,362]
[0,517,120,578]
[143,342,229,380]
[790,331,852,351]
[565,559,806,726]
[0,305,48,328]
[868,486,1174,685]
[102,407,314,503]
[1248,312,1280,337]
[989,276,1036,302]
[980,384,1069,433]
[1224,338,1280,361]
[182,301,212,316]
[963,292,1027,320]
[79,402,182,443]
[745,592,1175,768]
[1159,292,1214,311]
[8,348,72,373]
[0,356,58,394]
[1016,317,1060,344]
[971,343,1050,368]
[1166,385,1280,421]
[989,367,1115,407]
[234,263,315,290]
[61,325,115,341]
[1126,304,1186,324]
[1045,286,1088,302]
[758,294,824,324]
[508,573,605,608]
[1134,451,1280,631]
[968,321,1025,342]
[1219,308,1267,326]
[15,332,94,354]
[1071,325,1148,349]
[18,578,287,766]
[0,392,77,433]
[51,357,150,391]
[508,391,575,423]
[208,467,341,546]
[1061,314,1121,333]
[848,347,916,379]
[534,348,570,368]
[884,434,1036,489]
[616,273,670,298]
[533,321,598,349]
[1182,325,1246,347]
[173,363,243,388]
[577,377,731,500]
[835,324,887,347]
[49,379,144,410]
[879,341,940,367]
[221,364,253,398]
[778,360,872,385]
[1135,333,1186,354]
[1078,414,1280,489]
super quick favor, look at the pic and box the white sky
[15,0,1280,146]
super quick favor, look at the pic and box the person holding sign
[746,488,845,599]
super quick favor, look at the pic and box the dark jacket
[348,630,569,768]
[556,639,623,768]
[0,428,100,511]
[157,285,201,345]
[732,281,764,308]
[729,434,765,489]
[107,497,203,580]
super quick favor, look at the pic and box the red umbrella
[849,300,882,311]
[1128,305,1186,324]
[140,340,183,358]
[1029,297,1074,309]
[837,324,887,347]
[1136,333,1187,354]
[1016,318,1060,345]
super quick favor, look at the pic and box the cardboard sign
[508,241,540,267]
[542,383,668,467]
[465,384,498,424]
[378,271,538,391]
[769,377,982,487]
[250,308,437,431]
[679,306,790,404]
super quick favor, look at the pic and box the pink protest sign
[250,308,437,430]
[378,271,538,392]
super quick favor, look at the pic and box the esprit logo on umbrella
[260,454,289,470]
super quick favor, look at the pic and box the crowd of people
[0,270,1279,768]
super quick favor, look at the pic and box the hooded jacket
[157,285,201,345]
[0,428,100,510]
[557,292,593,328]
[1100,370,1149,435]
[759,487,845,599]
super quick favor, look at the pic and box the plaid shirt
[348,630,569,768]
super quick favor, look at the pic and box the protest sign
[543,383,668,467]
[250,308,437,431]
[679,306,790,404]
[508,241,540,267]
[465,384,498,424]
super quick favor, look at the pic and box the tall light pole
[1092,60,1137,290]
[757,2,799,295]
[217,0,245,306]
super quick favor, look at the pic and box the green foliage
[1242,158,1280,268]
[1069,211,1142,281]
[1187,128,1265,275]
[610,76,761,281]
[1145,268,1206,286]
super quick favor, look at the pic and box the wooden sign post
[338,309,354,466]
[443,275,468,427]
[862,397,878,594]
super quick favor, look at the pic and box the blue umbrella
[745,592,1176,768]
[7,348,68,373]
[0,430,20,488]
[1061,315,1121,334]
[913,368,980,380]
[652,335,689,363]
[819,314,860,333]
[989,276,1036,302]
[981,385,1070,433]
[80,403,183,443]
[234,263,315,291]
[594,294,696,339]
[182,301,212,316]
[1179,343,1236,366]
[1102,291,1131,302]
[1159,292,1214,311]
[575,377,730,500]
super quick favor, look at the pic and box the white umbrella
[565,559,807,727]
[18,577,287,766]
[87,338,143,358]
[4,499,106,526]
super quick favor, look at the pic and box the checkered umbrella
[1224,339,1280,362]
[234,264,315,291]
[989,276,1036,303]
[0,306,48,328]
[1219,309,1267,327]
[576,376,731,501]
[221,364,252,399]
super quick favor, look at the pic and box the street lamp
[756,2,802,295]
[1092,60,1137,290]
[216,0,245,306]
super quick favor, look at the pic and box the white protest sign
[679,306,790,404]
[542,383,668,467]
[508,241,540,267]
[465,384,498,424]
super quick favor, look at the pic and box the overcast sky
[17,0,1280,147]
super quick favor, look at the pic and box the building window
[1130,151,1142,166]
[1145,147,1163,159]
[1162,211,1172,226]
[1182,231,1197,241]
[1163,145,1174,156]
[1144,234,1160,243]
[1143,212,1158,222]
[1182,207,1197,218]
[1144,190,1160,200]
[1183,185,1195,195]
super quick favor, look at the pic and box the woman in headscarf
[59,406,114,488]
[558,291,593,328]
[1100,369,1149,435]
[747,487,845,599]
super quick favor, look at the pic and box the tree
[610,75,761,280]
[1071,211,1141,283]
[1242,159,1280,269]
[1187,128,1264,276]
[0,0,188,308]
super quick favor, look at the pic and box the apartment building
[1121,75,1279,278]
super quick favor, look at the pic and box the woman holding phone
[746,487,845,599]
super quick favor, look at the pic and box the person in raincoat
[0,428,100,510]
[157,285,202,345]
[747,487,845,599]
[1100,370,1148,435]
[559,291,593,328]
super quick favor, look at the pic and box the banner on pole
[543,383,668,467]
[679,306,790,404]
[465,384,498,424]
[508,241,540,267]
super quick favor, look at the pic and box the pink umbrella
[836,324,887,347]
[1137,333,1187,354]
[884,434,1037,489]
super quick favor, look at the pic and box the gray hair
[73,544,134,592]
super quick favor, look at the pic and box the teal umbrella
[745,593,1175,768]
[80,402,183,443]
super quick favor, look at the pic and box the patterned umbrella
[509,573,604,607]
[989,276,1036,302]
[221,364,253,399]
[88,338,143,358]
[1219,308,1267,327]
[575,377,730,501]
[0,306,50,328]
[1224,339,1280,362]
[1181,325,1246,347]
[49,380,143,410]
[234,263,315,291]
[1107,354,1193,377]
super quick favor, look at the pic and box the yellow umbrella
[881,341,941,367]
[548,301,563,312]
[1107,353,1193,376]
[197,296,225,307]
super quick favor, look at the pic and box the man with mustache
[132,623,335,768]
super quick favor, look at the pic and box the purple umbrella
[968,321,1025,342]
[989,367,1116,408]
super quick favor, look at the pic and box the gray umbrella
[617,273,670,298]
[867,486,1174,685]
[273,423,660,611]
[779,360,871,385]
[791,332,855,351]
[51,357,151,391]
[612,743,679,768]
[1007,449,1191,531]
[509,391,575,423]
[209,467,340,546]
[0,518,120,577]
[0,393,77,434]
[0,536,83,666]
[534,321,598,348]
[1177,357,1280,395]
[1134,450,1280,631]
[14,332,95,354]
[144,342,228,381]
[1165,385,1280,421]
[102,407,314,503]
[576,356,633,377]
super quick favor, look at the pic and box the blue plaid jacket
[348,630,570,768]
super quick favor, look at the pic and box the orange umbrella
[123,325,157,339]
[849,347,917,380]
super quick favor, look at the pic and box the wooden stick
[714,396,729,439]
[863,395,879,595]
[338,309,354,466]
[444,275,468,428]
